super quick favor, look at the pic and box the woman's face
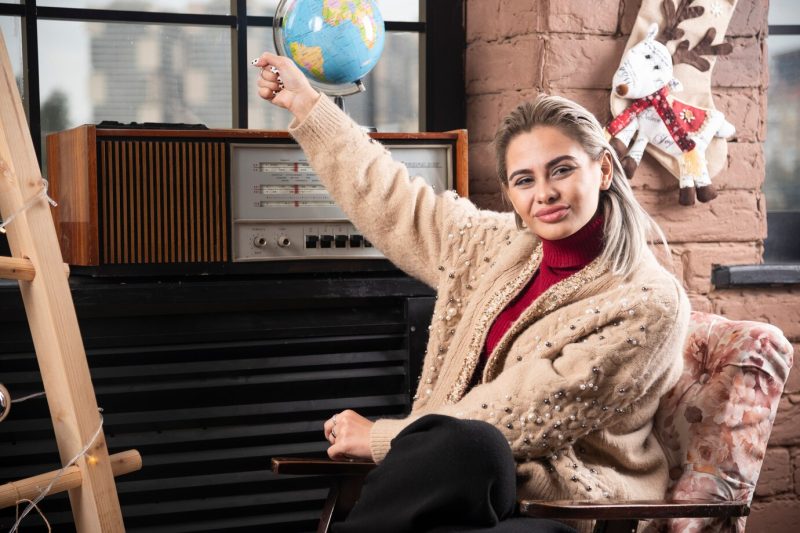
[504,126,612,241]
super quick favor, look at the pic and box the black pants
[333,414,576,533]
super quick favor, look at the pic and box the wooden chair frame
[271,457,749,533]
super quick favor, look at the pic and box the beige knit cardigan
[289,95,690,522]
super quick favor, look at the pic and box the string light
[1,178,100,531]
[0,178,58,234]
[11,391,46,404]
[14,499,51,532]
[10,411,105,533]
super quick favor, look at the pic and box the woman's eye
[514,176,533,186]
[552,166,574,178]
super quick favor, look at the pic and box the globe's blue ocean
[278,0,385,85]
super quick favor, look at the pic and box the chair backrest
[650,311,793,532]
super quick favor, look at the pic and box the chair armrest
[519,499,750,521]
[271,457,377,476]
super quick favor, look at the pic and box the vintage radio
[46,126,468,275]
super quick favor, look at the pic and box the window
[0,0,462,165]
[764,0,800,263]
[0,14,22,101]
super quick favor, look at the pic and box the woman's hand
[323,409,374,461]
[252,51,320,122]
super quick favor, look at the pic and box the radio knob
[305,235,319,249]
[277,235,291,248]
[320,235,334,248]
[253,236,268,248]
[349,234,364,247]
[334,234,348,248]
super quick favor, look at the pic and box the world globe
[273,0,385,97]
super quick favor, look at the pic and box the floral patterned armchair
[522,311,794,532]
[273,312,793,533]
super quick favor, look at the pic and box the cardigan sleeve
[369,277,690,463]
[289,94,486,287]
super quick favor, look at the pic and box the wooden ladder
[0,30,141,531]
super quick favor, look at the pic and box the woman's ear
[599,151,614,190]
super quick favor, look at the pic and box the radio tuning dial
[277,235,291,248]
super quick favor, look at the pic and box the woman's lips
[534,206,570,223]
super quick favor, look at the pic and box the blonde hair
[493,94,668,278]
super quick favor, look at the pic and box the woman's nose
[534,183,558,203]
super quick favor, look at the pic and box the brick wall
[464,0,799,529]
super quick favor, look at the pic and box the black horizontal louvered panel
[0,394,408,435]
[2,350,408,383]
[0,280,434,532]
[126,511,321,533]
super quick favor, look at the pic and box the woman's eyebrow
[545,155,578,168]
[508,168,531,182]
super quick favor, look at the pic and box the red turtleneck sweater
[483,213,605,360]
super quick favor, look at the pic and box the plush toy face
[612,23,674,100]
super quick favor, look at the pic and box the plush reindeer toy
[606,23,735,206]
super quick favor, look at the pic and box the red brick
[467,90,556,143]
[544,35,626,90]
[498,0,545,39]
[785,344,800,395]
[545,0,620,35]
[713,36,764,89]
[466,0,500,43]
[469,192,506,212]
[769,395,800,447]
[728,0,768,38]
[549,89,613,125]
[712,88,765,143]
[687,293,713,313]
[711,290,800,341]
[671,242,762,293]
[748,497,800,531]
[720,142,765,191]
[629,155,680,192]
[616,146,762,195]
[636,189,765,244]
[468,141,499,194]
[467,93,505,143]
[466,37,544,95]
[664,246,685,283]
[756,447,793,497]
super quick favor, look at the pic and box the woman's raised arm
[253,51,493,286]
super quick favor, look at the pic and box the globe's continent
[282,0,384,85]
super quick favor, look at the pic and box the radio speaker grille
[99,140,228,264]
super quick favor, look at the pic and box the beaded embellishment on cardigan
[447,246,542,404]
[485,255,610,382]
[446,245,610,404]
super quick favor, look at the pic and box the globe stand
[326,80,376,132]
[333,96,346,112]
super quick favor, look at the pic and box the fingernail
[250,58,260,66]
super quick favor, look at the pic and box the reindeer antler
[656,0,704,44]
[673,27,734,71]
[656,0,734,72]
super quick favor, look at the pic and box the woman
[254,52,689,533]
